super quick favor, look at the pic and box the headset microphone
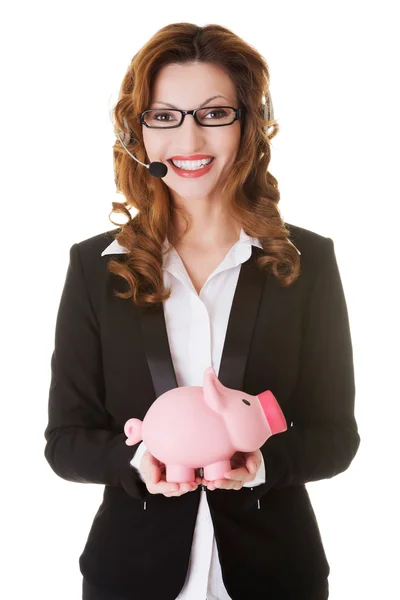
[117,127,168,178]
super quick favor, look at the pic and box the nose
[176,112,204,141]
[258,390,287,435]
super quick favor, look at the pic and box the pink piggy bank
[124,366,287,483]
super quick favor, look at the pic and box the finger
[145,465,179,493]
[214,482,234,490]
[202,478,239,489]
[149,482,180,495]
[143,454,160,484]
[142,462,157,485]
[164,489,187,497]
[163,481,199,496]
[151,463,162,484]
[178,482,197,493]
[247,458,257,473]
[206,478,234,490]
[155,479,200,495]
[224,467,251,481]
[212,480,241,490]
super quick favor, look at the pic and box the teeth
[171,157,213,170]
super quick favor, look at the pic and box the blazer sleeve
[246,237,361,508]
[44,243,147,502]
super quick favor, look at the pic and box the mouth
[167,157,215,177]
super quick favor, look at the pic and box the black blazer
[44,222,360,600]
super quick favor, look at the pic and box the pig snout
[258,390,287,434]
[124,418,143,445]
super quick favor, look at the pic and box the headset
[116,89,274,178]
[113,92,300,255]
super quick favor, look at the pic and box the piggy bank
[124,366,287,483]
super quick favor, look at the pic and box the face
[142,61,241,208]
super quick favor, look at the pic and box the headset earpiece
[261,89,274,132]
[118,118,132,145]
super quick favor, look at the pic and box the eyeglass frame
[139,106,245,129]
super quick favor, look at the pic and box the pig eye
[242,398,251,406]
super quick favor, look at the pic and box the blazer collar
[100,229,301,260]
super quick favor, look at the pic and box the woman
[44,22,360,600]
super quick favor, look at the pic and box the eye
[242,398,251,406]
[154,111,175,121]
[205,109,227,119]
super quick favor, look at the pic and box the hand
[201,449,263,491]
[140,451,203,497]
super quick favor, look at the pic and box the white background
[1,1,399,598]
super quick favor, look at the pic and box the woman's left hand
[201,449,263,491]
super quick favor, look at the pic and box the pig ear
[124,418,142,445]
[203,366,225,390]
[203,367,227,413]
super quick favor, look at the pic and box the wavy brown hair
[108,22,301,307]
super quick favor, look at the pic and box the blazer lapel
[218,246,266,391]
[138,245,267,397]
[138,302,178,397]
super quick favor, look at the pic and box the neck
[171,203,241,251]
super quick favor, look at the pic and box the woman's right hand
[140,450,203,497]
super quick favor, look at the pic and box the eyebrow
[151,95,230,109]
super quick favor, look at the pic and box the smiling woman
[44,20,359,600]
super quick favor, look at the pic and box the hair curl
[108,22,301,307]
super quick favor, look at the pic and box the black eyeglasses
[139,106,244,129]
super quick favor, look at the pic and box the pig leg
[165,465,196,483]
[203,460,232,481]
